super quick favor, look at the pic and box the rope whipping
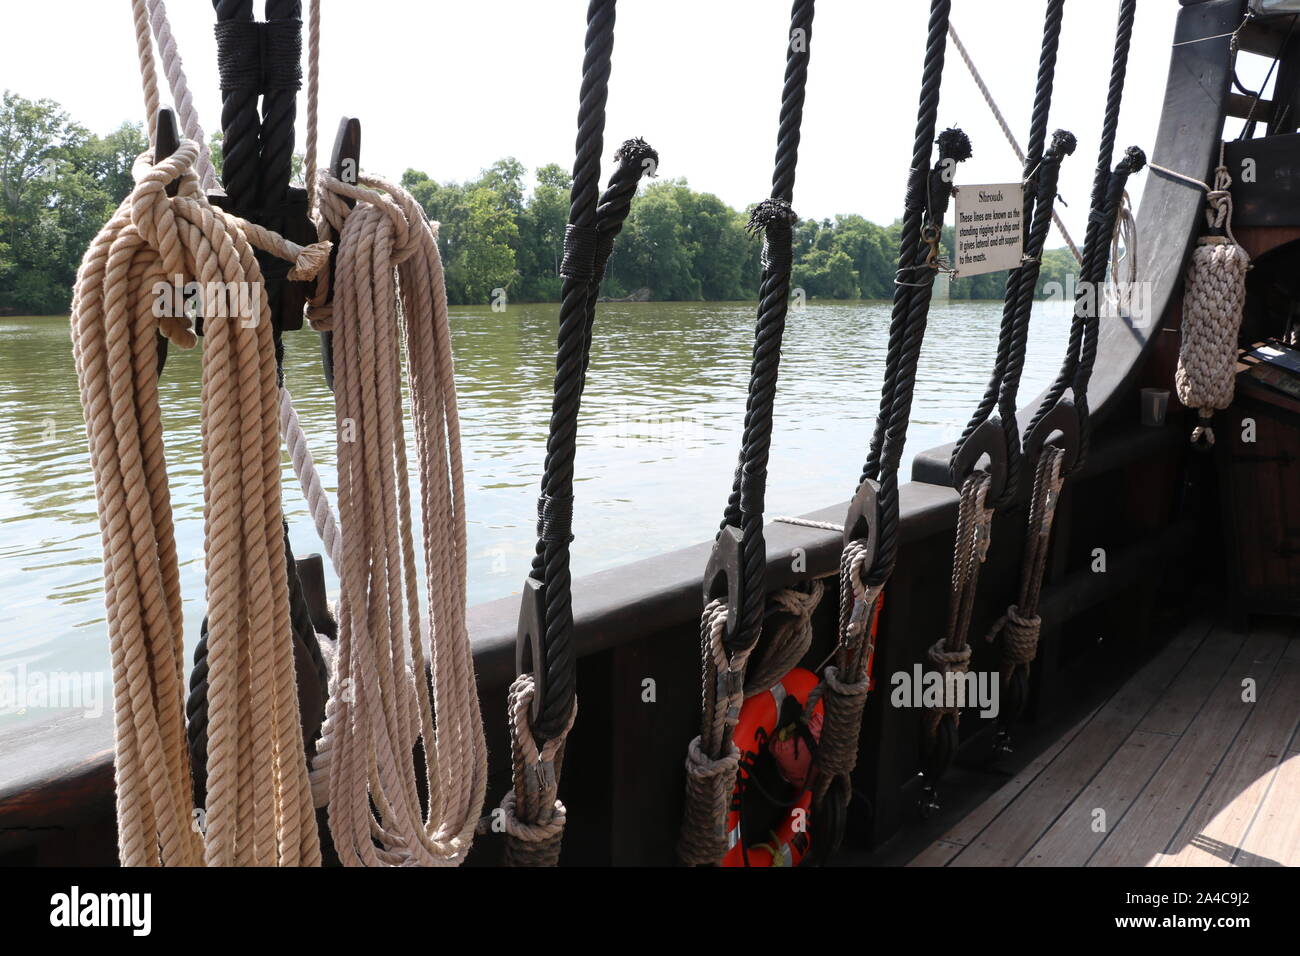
[1162,144,1250,447]
[993,0,1145,732]
[678,0,815,868]
[499,0,657,867]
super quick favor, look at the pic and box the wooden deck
[909,617,1300,867]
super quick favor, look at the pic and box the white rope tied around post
[743,580,825,698]
[1157,145,1252,446]
[1105,189,1139,318]
[807,537,880,803]
[307,170,487,866]
[72,138,330,866]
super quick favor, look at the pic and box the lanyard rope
[500,0,657,867]
[678,0,815,868]
[950,0,1073,510]
[992,0,1144,746]
[921,1,1077,797]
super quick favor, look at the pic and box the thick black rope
[714,0,814,659]
[1025,0,1139,470]
[213,0,260,210]
[859,3,968,591]
[862,0,957,491]
[257,0,303,336]
[524,0,618,744]
[949,0,1067,504]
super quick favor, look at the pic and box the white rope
[279,386,342,573]
[313,171,487,866]
[1105,189,1138,313]
[772,515,841,532]
[947,21,1083,266]
[145,0,217,192]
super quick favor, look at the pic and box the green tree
[0,92,145,314]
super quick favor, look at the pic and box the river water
[0,299,1070,701]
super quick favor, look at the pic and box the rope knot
[927,639,972,672]
[987,604,1041,666]
[746,197,797,235]
[1121,145,1147,175]
[748,198,797,274]
[287,240,332,281]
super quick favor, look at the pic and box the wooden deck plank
[943,619,1214,867]
[1160,659,1300,867]
[1019,731,1177,866]
[906,839,964,868]
[1087,628,1288,867]
[1235,750,1300,867]
[1134,626,1247,737]
[937,706,1099,848]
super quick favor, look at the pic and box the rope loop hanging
[72,132,330,866]
[679,0,815,868]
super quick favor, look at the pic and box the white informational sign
[952,183,1024,277]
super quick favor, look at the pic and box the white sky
[3,1,1211,247]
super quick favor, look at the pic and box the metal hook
[703,525,745,651]
[951,418,1009,501]
[1023,398,1081,475]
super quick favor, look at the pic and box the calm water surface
[0,299,1069,701]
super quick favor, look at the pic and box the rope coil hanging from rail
[72,132,329,866]
[678,0,815,868]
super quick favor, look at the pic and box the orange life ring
[722,667,823,867]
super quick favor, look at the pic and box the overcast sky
[4,1,1259,248]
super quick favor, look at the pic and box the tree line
[0,91,1075,315]
[401,159,1078,307]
